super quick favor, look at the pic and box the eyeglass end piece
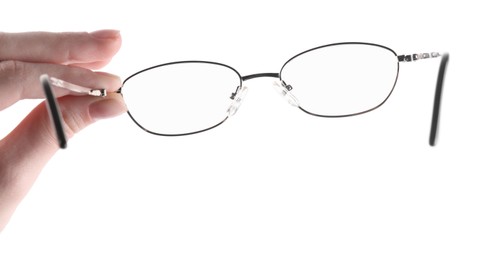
[59,140,67,149]
[429,133,437,147]
[428,52,449,148]
[41,74,68,149]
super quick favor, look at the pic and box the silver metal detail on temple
[398,52,441,62]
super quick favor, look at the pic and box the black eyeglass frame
[41,42,449,148]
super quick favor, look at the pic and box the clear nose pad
[273,80,300,107]
[227,86,248,117]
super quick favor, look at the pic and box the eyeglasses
[41,42,449,149]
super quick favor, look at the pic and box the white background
[1,1,483,259]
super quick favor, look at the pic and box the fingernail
[89,95,127,120]
[90,30,120,40]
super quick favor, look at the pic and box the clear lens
[280,43,399,117]
[121,62,241,135]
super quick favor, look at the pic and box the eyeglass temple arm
[46,76,107,97]
[398,52,450,146]
[40,74,108,149]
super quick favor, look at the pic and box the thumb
[0,93,126,208]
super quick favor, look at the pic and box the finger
[70,60,113,70]
[0,60,121,110]
[0,30,121,67]
[0,93,126,211]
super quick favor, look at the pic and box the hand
[0,30,126,231]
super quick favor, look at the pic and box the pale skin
[0,30,127,231]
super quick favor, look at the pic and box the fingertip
[89,94,127,121]
[94,71,123,91]
[65,30,122,66]
[84,30,122,69]
[89,30,121,40]
[90,29,122,56]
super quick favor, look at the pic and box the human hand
[0,30,126,231]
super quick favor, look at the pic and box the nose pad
[273,81,300,107]
[227,86,248,117]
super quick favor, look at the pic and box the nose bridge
[241,72,279,81]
